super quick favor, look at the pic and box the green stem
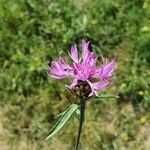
[75,101,86,150]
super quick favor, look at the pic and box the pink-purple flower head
[47,40,116,99]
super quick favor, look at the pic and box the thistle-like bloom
[47,40,116,99]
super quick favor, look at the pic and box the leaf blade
[45,103,79,140]
[96,95,119,99]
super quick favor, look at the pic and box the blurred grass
[0,0,150,149]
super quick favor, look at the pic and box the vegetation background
[0,0,150,149]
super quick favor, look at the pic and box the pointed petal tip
[82,39,90,45]
[68,44,79,63]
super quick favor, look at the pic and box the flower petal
[47,57,73,79]
[86,80,98,97]
[81,39,90,61]
[72,63,88,80]
[94,59,116,79]
[83,52,96,66]
[69,45,79,63]
[81,40,96,66]
[91,80,111,90]
[65,79,78,89]
[101,59,116,78]
[87,80,111,97]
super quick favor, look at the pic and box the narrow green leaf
[45,103,79,140]
[96,95,119,99]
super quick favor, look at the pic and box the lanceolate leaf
[96,95,119,99]
[45,103,79,140]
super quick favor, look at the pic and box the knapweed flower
[47,40,116,99]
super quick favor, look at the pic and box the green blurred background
[0,0,150,149]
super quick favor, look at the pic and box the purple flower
[47,40,116,99]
